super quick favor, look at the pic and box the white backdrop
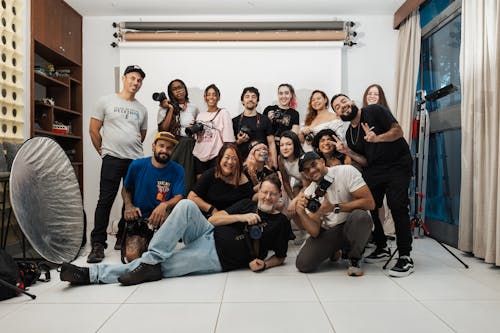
[119,41,343,150]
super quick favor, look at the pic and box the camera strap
[238,113,260,132]
[314,174,334,198]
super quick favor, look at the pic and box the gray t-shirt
[92,93,148,159]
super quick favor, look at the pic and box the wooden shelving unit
[30,0,83,193]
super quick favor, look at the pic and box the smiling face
[279,137,294,159]
[332,95,354,119]
[310,92,328,111]
[301,158,327,183]
[242,91,259,111]
[219,147,239,177]
[318,135,335,155]
[253,144,269,163]
[366,86,380,105]
[257,180,280,212]
[121,72,143,96]
[204,88,220,108]
[278,85,292,108]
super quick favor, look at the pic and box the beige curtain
[459,0,500,265]
[393,10,421,142]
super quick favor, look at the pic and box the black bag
[120,218,155,264]
[0,249,20,301]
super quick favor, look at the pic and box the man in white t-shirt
[88,65,148,263]
[295,152,374,276]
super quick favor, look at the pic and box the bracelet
[255,262,267,272]
[207,205,215,216]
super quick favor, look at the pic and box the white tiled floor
[1,237,500,333]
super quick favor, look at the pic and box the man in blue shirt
[121,131,185,229]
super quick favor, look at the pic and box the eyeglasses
[260,191,279,197]
[255,147,268,152]
[171,86,185,92]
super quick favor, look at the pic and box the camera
[273,109,283,120]
[305,176,334,213]
[239,126,251,136]
[125,217,153,236]
[152,91,168,102]
[305,133,314,142]
[247,223,264,240]
[306,197,322,213]
[185,122,205,137]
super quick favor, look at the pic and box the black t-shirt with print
[232,113,273,159]
[263,105,300,138]
[214,199,292,272]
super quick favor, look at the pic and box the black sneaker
[347,258,363,277]
[87,242,105,263]
[364,247,391,263]
[118,263,162,286]
[114,237,122,251]
[389,256,414,277]
[60,262,90,285]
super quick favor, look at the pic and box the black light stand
[383,84,468,270]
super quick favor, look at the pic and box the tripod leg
[0,277,37,300]
[429,236,469,268]
[383,248,397,270]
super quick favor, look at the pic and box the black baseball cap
[123,65,146,79]
[299,151,321,172]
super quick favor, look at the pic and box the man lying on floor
[61,174,293,286]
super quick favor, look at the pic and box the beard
[154,152,171,165]
[258,202,274,213]
[340,104,359,122]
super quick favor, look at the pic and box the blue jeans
[89,199,223,284]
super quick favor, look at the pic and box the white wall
[81,14,398,228]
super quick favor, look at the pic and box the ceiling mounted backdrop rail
[111,20,357,45]
[116,21,347,31]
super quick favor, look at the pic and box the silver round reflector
[10,137,84,263]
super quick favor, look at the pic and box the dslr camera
[185,122,205,137]
[247,222,265,240]
[239,126,251,137]
[152,91,168,103]
[306,176,334,213]
[272,108,284,120]
[305,133,315,143]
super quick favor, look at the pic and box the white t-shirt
[157,103,199,137]
[304,165,368,229]
[92,93,148,160]
[192,108,235,162]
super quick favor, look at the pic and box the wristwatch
[334,204,341,214]
[207,205,215,216]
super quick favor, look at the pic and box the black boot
[60,262,90,285]
[118,263,162,286]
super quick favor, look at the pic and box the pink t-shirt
[193,108,235,162]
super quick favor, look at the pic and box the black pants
[90,155,132,245]
[365,169,412,256]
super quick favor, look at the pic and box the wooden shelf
[34,129,81,140]
[34,71,69,87]
[31,0,83,194]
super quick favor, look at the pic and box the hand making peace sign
[361,122,377,142]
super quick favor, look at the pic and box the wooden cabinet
[31,0,82,65]
[30,0,83,193]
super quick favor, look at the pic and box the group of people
[60,64,415,287]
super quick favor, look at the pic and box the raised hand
[361,123,377,142]
[332,134,349,154]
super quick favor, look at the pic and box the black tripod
[383,86,468,270]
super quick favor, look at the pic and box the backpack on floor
[0,249,20,301]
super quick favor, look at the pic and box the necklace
[349,125,360,146]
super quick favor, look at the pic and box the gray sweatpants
[296,209,373,273]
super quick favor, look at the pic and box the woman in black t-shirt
[188,142,254,216]
[263,83,300,153]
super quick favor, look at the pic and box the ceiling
[64,0,405,17]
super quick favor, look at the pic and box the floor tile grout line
[213,272,229,333]
[94,302,127,333]
[306,272,337,332]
